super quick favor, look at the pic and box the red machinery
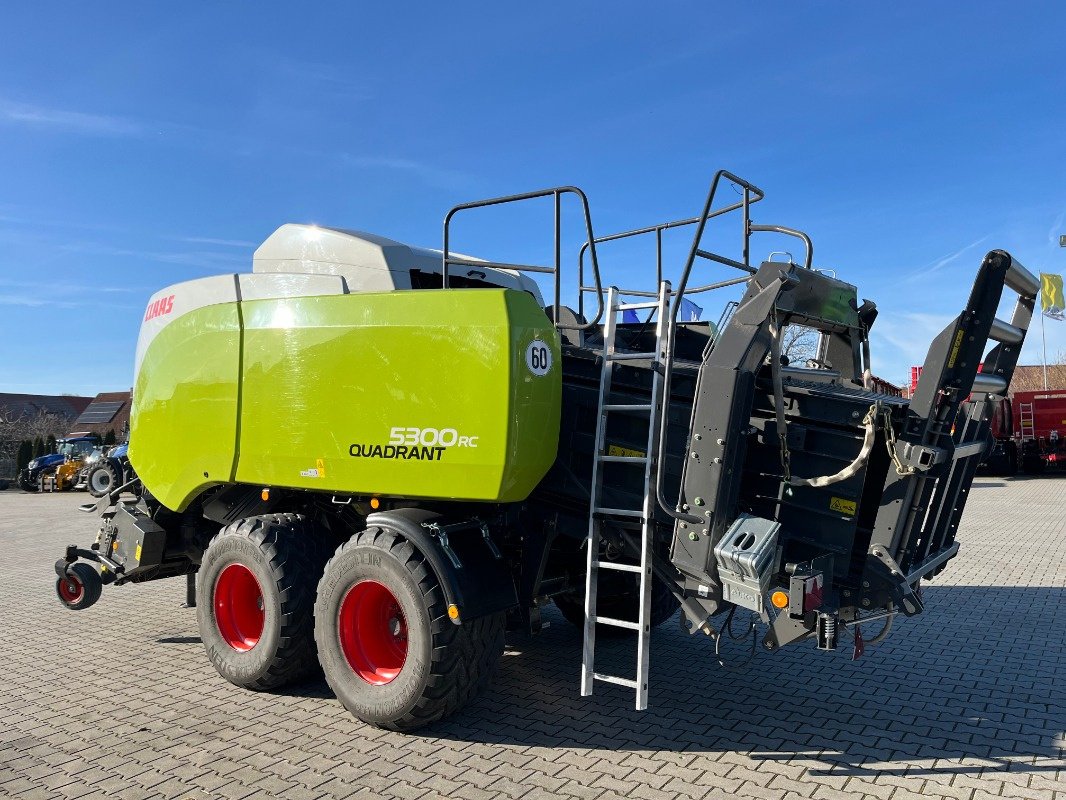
[1012,389,1066,471]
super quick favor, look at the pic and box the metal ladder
[581,281,670,710]
[1020,402,1035,441]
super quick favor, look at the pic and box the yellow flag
[1040,273,1064,319]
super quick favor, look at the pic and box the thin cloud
[1049,211,1066,246]
[0,278,145,295]
[0,292,138,310]
[172,236,257,248]
[341,154,469,189]
[904,235,991,282]
[56,241,248,270]
[0,98,141,137]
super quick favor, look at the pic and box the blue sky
[2,3,1065,394]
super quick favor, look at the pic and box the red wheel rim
[213,563,265,651]
[58,575,83,604]
[337,580,408,685]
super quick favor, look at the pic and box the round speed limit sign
[525,340,553,377]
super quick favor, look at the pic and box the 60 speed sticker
[525,340,552,377]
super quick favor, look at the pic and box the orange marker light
[261,488,270,501]
[447,604,460,621]
[369,497,380,509]
[771,590,789,610]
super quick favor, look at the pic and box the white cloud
[870,310,953,385]
[0,98,141,137]
[904,235,990,282]
[341,154,469,189]
[172,236,257,248]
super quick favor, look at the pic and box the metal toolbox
[713,514,780,614]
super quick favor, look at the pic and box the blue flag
[680,298,703,322]
[622,309,639,323]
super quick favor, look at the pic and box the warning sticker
[830,496,857,516]
[946,328,965,368]
[608,444,646,458]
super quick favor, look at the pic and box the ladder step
[602,403,653,412]
[617,301,659,311]
[592,615,640,630]
[608,351,658,361]
[593,560,642,573]
[593,507,644,519]
[598,455,649,464]
[592,673,639,689]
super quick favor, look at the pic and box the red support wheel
[337,580,408,685]
[213,563,265,651]
[55,562,102,611]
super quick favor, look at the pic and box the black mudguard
[366,508,518,624]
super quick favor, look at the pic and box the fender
[366,508,518,624]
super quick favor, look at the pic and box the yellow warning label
[316,458,326,478]
[135,543,142,561]
[607,444,646,458]
[830,496,857,516]
[946,328,966,368]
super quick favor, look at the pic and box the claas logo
[144,294,175,321]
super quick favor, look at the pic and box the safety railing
[442,187,604,330]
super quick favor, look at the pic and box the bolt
[862,599,871,607]
[681,503,689,511]
[862,580,870,588]
[717,438,725,445]
[713,457,722,464]
[694,497,704,506]
[694,433,703,441]
[688,532,699,541]
[843,590,851,598]
[691,452,698,459]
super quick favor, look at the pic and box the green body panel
[129,304,242,510]
[131,288,561,511]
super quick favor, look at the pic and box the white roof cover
[253,223,545,304]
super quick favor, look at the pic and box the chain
[879,404,916,477]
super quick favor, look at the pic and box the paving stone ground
[0,476,1063,800]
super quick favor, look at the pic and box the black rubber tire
[17,471,37,493]
[56,562,103,610]
[315,526,506,732]
[554,574,679,635]
[197,513,326,691]
[87,460,119,497]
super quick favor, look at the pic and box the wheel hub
[337,580,408,685]
[57,575,83,604]
[213,563,265,651]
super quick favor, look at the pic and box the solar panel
[75,401,124,425]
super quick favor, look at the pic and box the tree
[16,440,32,471]
[45,434,56,454]
[33,437,44,458]
[781,325,821,366]
[103,429,117,446]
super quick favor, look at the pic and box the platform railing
[442,187,604,330]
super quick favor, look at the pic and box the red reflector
[803,573,824,613]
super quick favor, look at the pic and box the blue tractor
[17,437,98,492]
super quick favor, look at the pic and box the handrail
[655,170,766,523]
[576,184,766,316]
[442,186,604,330]
[748,224,812,270]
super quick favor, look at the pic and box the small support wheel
[55,563,103,611]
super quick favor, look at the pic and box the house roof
[0,393,92,420]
